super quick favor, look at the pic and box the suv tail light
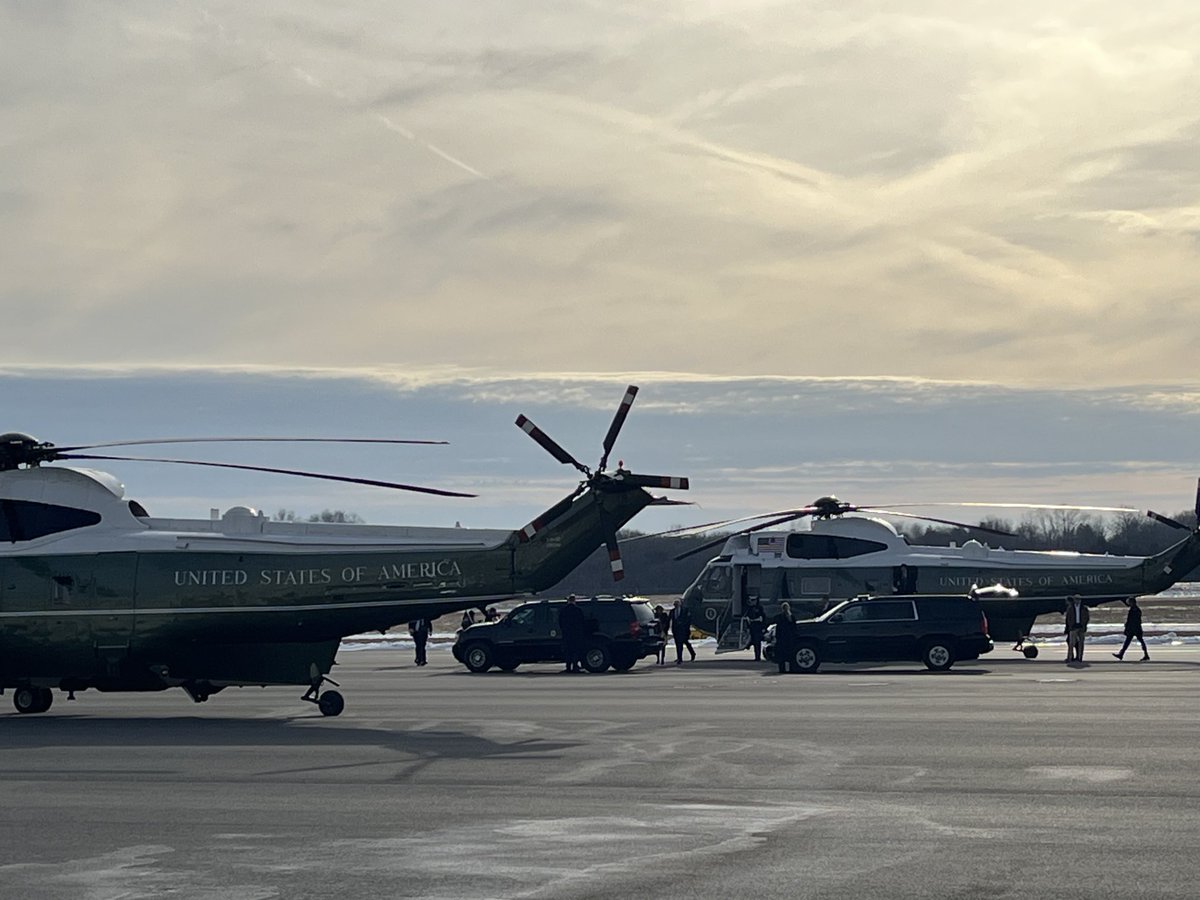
[980,611,989,635]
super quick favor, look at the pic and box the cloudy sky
[3,3,1200,532]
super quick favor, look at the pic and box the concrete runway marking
[1026,765,1134,783]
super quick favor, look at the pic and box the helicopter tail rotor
[515,415,591,475]
[513,385,688,580]
[605,534,625,581]
[598,386,638,474]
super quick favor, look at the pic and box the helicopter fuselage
[0,465,657,697]
[681,515,1200,642]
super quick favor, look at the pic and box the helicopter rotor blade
[673,512,810,561]
[628,507,818,542]
[646,497,695,507]
[598,385,638,474]
[50,436,449,454]
[859,508,1016,538]
[1147,510,1191,531]
[514,415,590,475]
[613,472,690,490]
[907,501,1142,514]
[605,533,625,582]
[56,454,476,498]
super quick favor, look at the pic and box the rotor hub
[811,495,847,518]
[0,432,52,471]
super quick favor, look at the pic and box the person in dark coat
[669,599,696,665]
[774,601,796,674]
[653,604,670,665]
[408,617,432,667]
[744,598,766,661]
[1113,597,1149,661]
[1064,595,1090,663]
[558,595,587,673]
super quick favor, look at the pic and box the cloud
[3,368,1199,534]
[3,3,1200,385]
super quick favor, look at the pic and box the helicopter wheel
[1022,645,1039,659]
[14,686,52,714]
[317,690,345,717]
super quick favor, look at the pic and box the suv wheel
[793,643,820,673]
[463,642,494,673]
[582,643,612,673]
[922,640,955,671]
[611,652,636,672]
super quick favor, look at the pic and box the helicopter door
[2,553,138,679]
[734,564,761,616]
[716,565,760,653]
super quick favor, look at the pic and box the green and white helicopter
[0,386,686,715]
[669,491,1200,658]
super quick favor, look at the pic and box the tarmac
[1,642,1198,899]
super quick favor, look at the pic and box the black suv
[452,597,663,673]
[766,594,992,673]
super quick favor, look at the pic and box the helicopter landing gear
[13,686,53,714]
[301,675,344,717]
[1012,636,1039,659]
[182,681,225,703]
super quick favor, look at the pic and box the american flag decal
[757,535,786,553]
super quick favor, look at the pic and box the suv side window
[862,601,917,621]
[915,598,971,621]
[508,606,538,627]
[838,603,868,622]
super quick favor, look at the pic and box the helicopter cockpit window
[0,500,101,543]
[700,565,733,599]
[786,534,888,559]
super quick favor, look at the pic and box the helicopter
[0,385,686,716]
[666,490,1200,657]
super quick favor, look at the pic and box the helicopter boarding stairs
[713,602,752,654]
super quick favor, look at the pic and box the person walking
[669,599,696,665]
[745,598,766,661]
[1064,595,1089,663]
[1113,597,1150,661]
[774,601,797,673]
[408,617,432,667]
[653,604,670,665]
[558,594,587,673]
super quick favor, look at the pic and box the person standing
[745,598,766,661]
[670,599,696,665]
[653,604,670,665]
[774,601,797,674]
[558,594,587,673]
[408,617,432,667]
[1064,595,1090,663]
[1113,597,1150,661]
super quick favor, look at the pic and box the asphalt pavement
[1,642,1198,899]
